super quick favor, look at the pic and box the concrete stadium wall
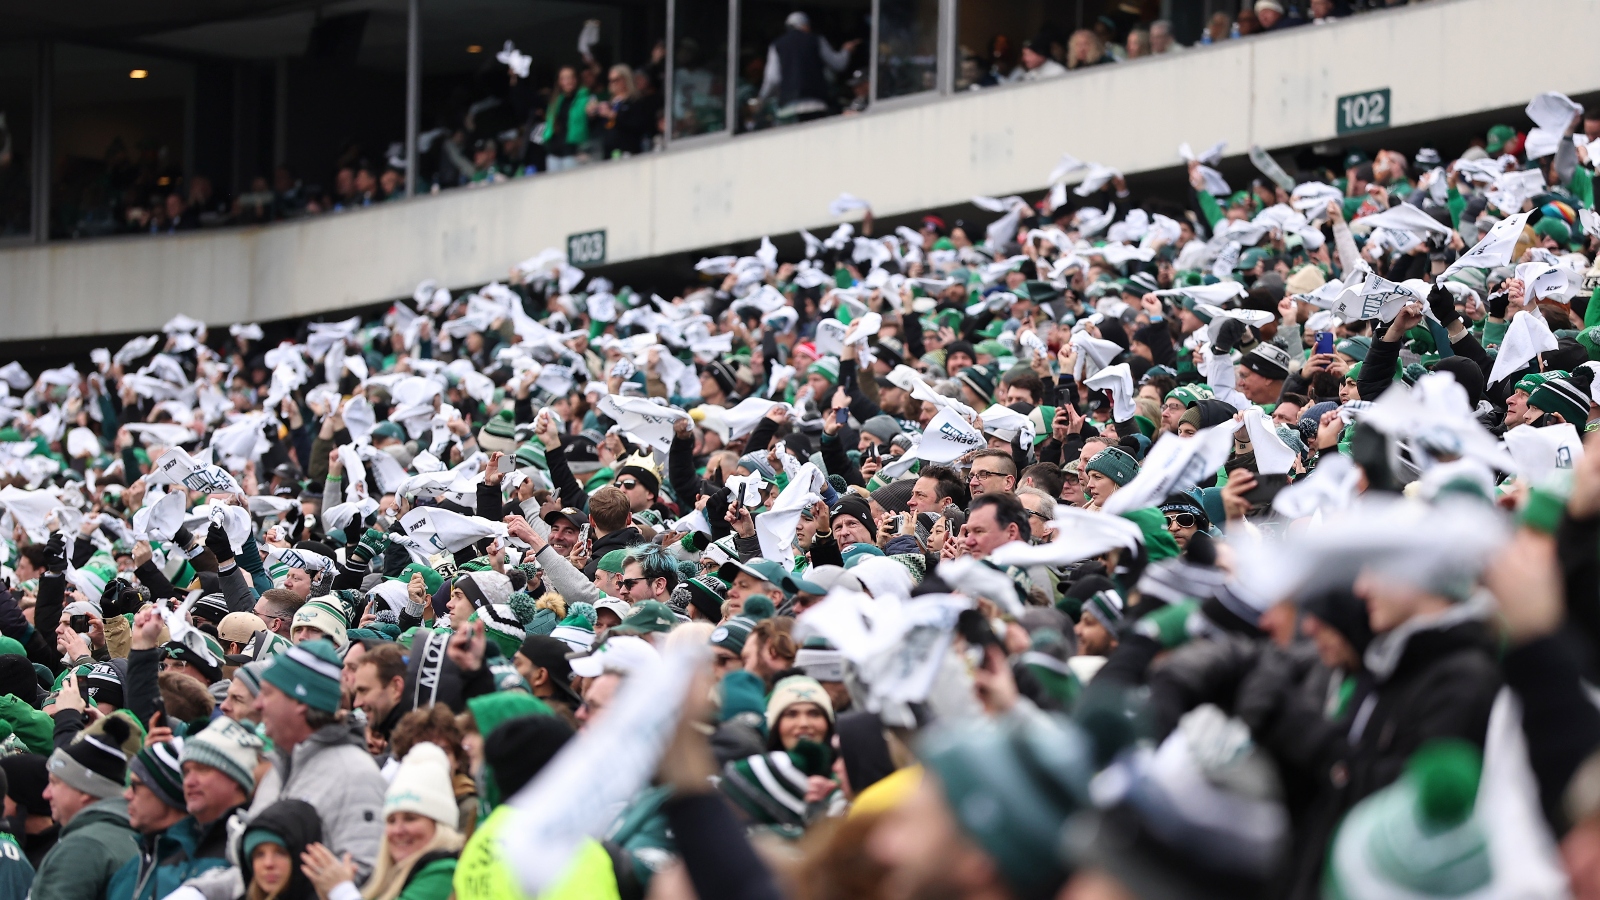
[0,0,1594,340]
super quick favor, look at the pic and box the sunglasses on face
[616,479,640,491]
[617,577,648,590]
[1165,512,1198,529]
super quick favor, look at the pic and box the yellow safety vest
[453,807,621,900]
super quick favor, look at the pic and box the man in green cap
[1509,371,1566,427]
[609,599,679,644]
[717,558,788,613]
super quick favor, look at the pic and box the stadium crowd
[47,0,1406,240]
[3,78,1600,900]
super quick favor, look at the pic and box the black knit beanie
[485,715,575,799]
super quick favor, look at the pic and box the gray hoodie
[247,719,386,881]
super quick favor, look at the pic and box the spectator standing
[1017,35,1068,80]
[542,66,593,172]
[758,12,861,124]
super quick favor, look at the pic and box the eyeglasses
[617,577,648,590]
[968,469,1006,482]
[616,479,640,491]
[1025,508,1050,521]
[1165,513,1198,528]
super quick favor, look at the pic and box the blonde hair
[609,63,636,98]
[362,825,465,900]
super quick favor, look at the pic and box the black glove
[1427,284,1459,329]
[43,533,67,574]
[1212,317,1247,354]
[205,521,235,564]
[1488,291,1510,319]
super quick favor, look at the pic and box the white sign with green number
[1336,88,1390,135]
[567,229,606,266]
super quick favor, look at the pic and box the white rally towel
[720,397,789,442]
[799,588,973,703]
[989,508,1145,569]
[131,489,186,542]
[1085,364,1136,422]
[1273,453,1361,520]
[596,394,692,454]
[828,193,871,217]
[0,486,65,543]
[400,506,507,555]
[917,407,984,464]
[1348,203,1453,239]
[1503,423,1583,487]
[1071,332,1124,381]
[1103,420,1236,516]
[1240,407,1297,475]
[504,643,707,896]
[1441,211,1533,278]
[1488,310,1560,386]
[754,463,824,571]
[342,396,377,442]
[978,404,1035,446]
[1153,281,1248,305]
[1515,261,1570,302]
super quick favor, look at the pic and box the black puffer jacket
[1242,614,1501,900]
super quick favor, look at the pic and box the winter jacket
[1246,610,1501,900]
[536,545,600,607]
[105,814,231,900]
[583,527,643,580]
[0,834,33,898]
[393,853,457,900]
[605,784,676,896]
[30,796,139,900]
[248,720,387,881]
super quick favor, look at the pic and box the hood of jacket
[1363,590,1494,682]
[62,796,131,838]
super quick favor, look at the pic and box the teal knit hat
[260,640,344,713]
[1324,740,1490,899]
[1083,588,1126,628]
[719,739,833,830]
[128,738,186,811]
[181,716,265,794]
[1085,447,1140,486]
[920,713,1094,899]
[807,357,840,384]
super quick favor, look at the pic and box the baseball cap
[569,635,661,678]
[542,508,588,530]
[781,569,825,596]
[593,597,631,625]
[802,564,863,594]
[514,635,583,706]
[610,600,678,636]
[717,557,790,592]
[218,612,269,644]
